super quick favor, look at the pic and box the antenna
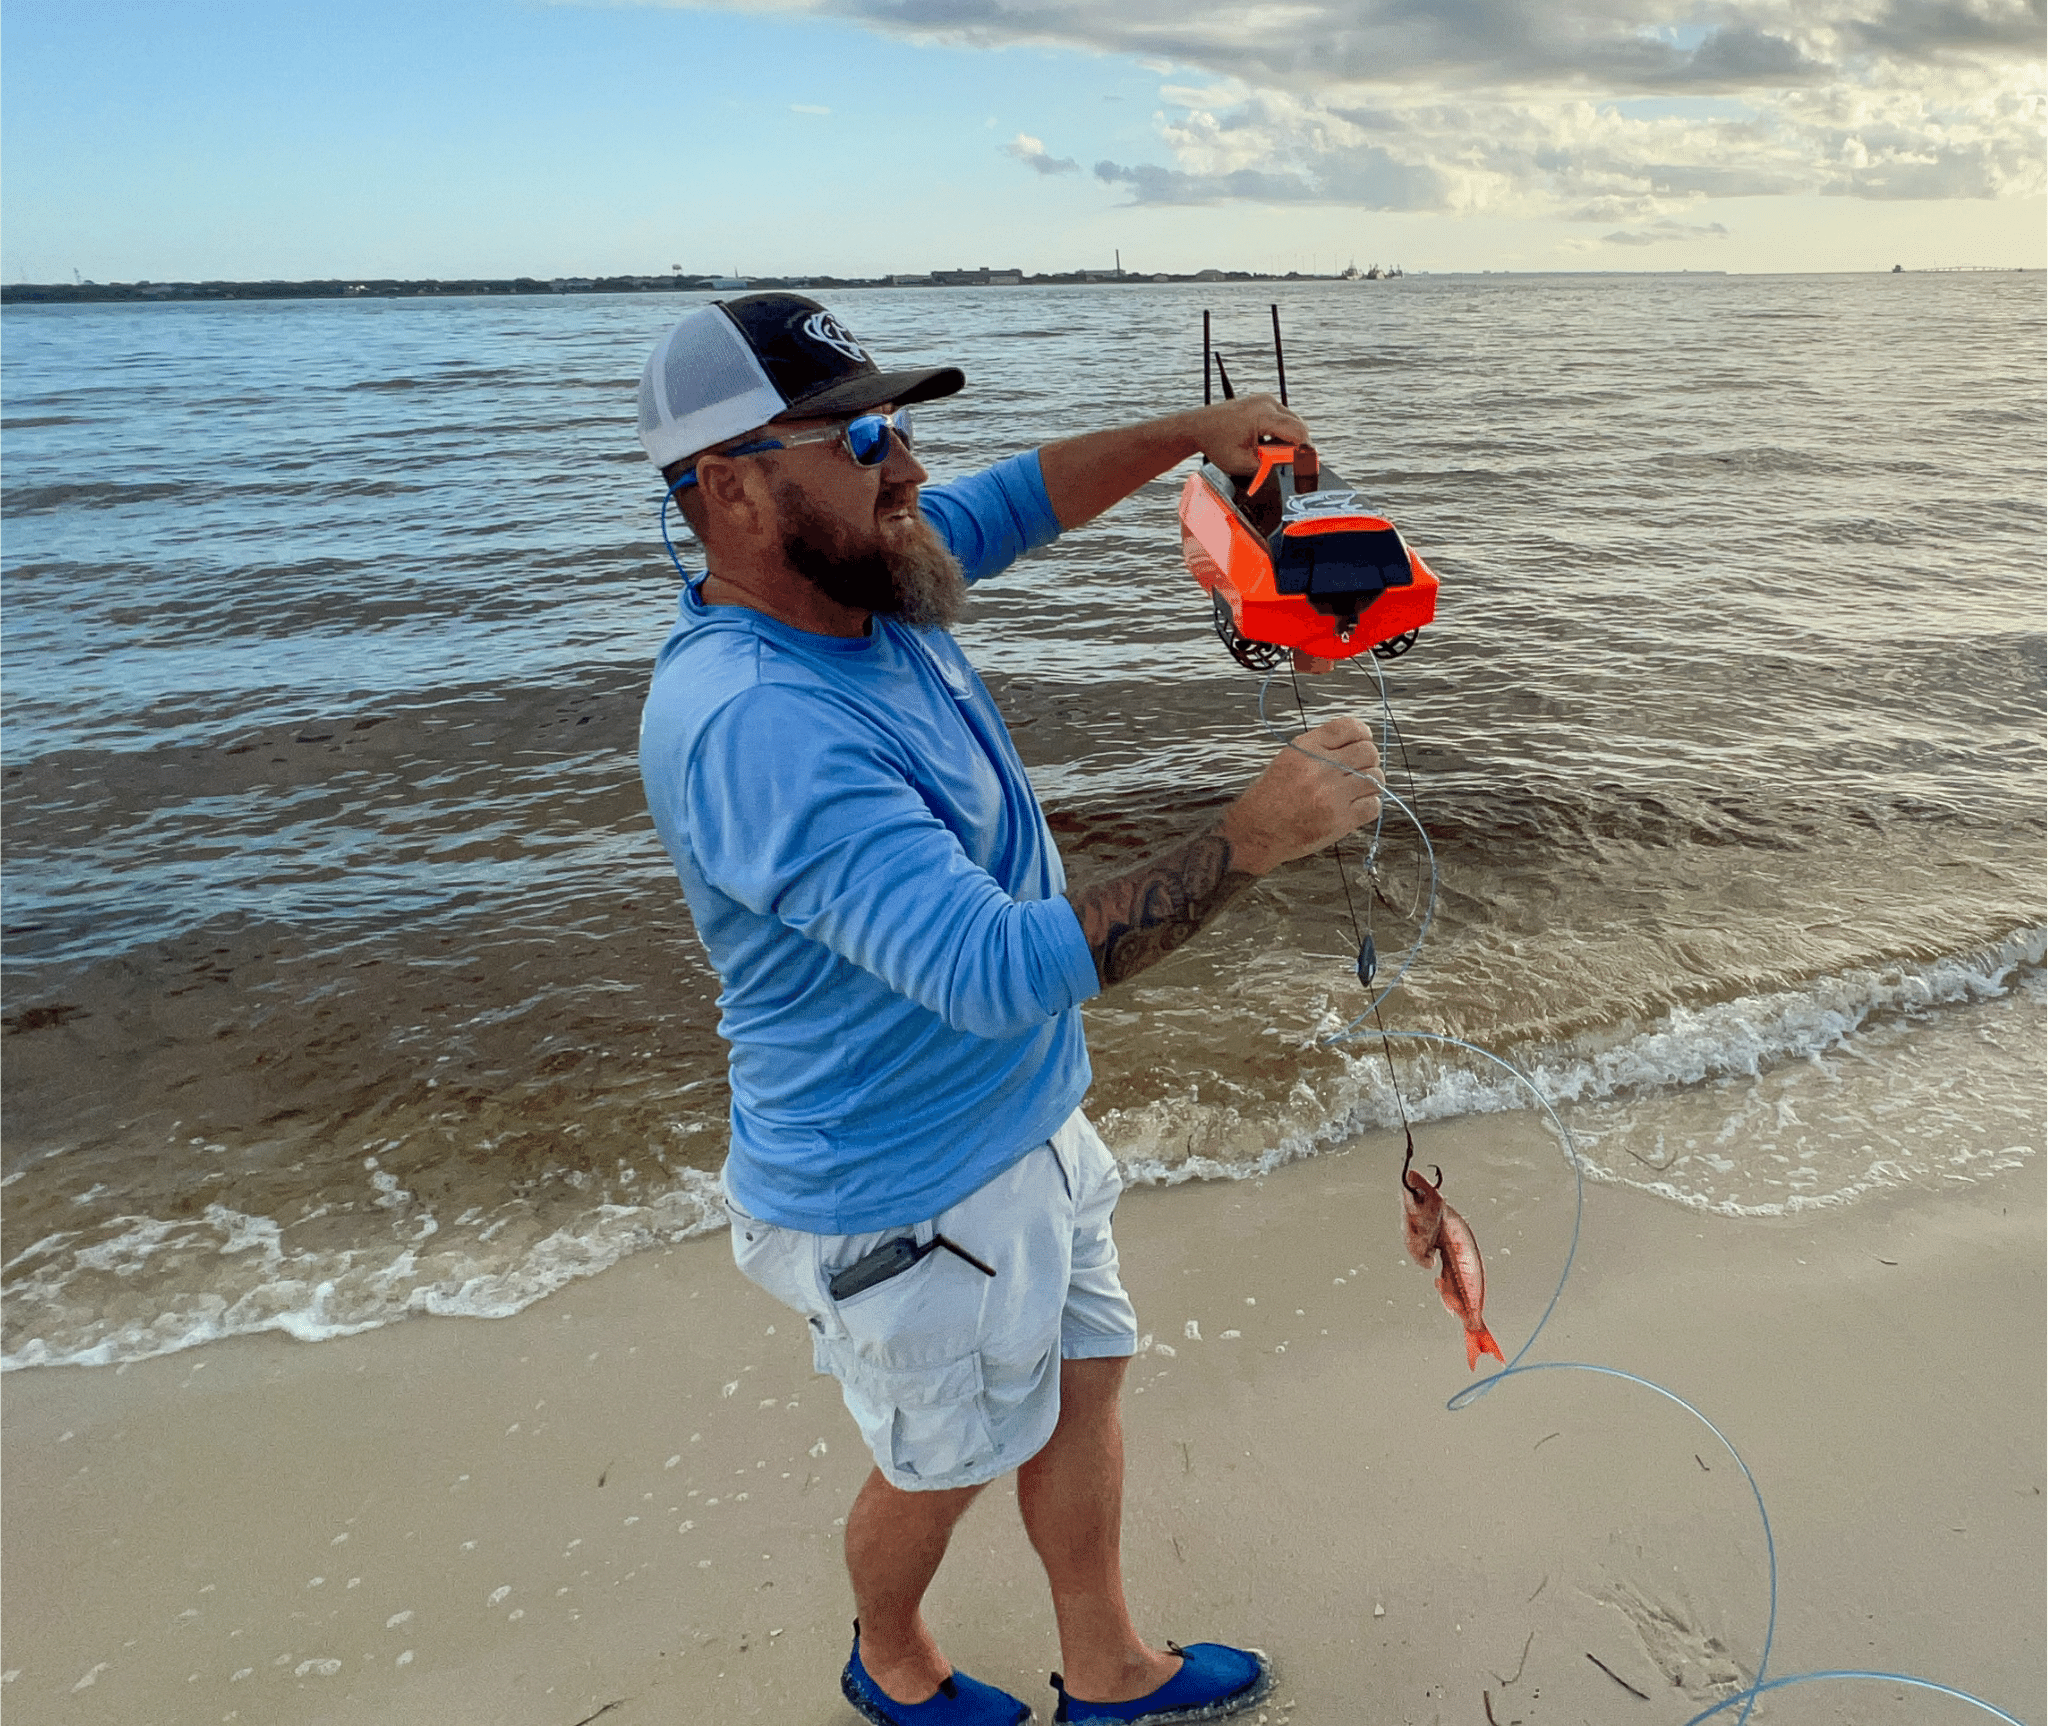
[1270,302,1289,407]
[1203,309,1212,406]
[1214,352,1237,400]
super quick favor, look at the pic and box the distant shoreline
[8,266,2038,306]
[3,269,1320,305]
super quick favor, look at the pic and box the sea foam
[1109,926,2045,1210]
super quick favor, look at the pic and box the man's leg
[1015,1356,1181,1704]
[843,1468,988,1704]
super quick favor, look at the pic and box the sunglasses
[673,408,915,491]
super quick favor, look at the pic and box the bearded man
[635,294,1380,1726]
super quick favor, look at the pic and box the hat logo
[800,311,869,365]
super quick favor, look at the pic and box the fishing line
[1285,661,1366,958]
[1245,658,2029,1726]
[1254,671,1438,1025]
[1365,674,1427,921]
[1285,661,1416,1144]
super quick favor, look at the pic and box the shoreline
[7,934,2039,1375]
[5,269,2034,307]
[4,1106,2040,1726]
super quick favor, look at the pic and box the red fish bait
[1400,1142,1506,1371]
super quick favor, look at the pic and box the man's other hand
[1219,716,1381,876]
[1194,394,1313,473]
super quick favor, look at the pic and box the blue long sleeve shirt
[639,451,1100,1234]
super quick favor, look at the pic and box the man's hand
[1064,716,1381,989]
[1037,397,1318,532]
[1217,717,1381,876]
[1189,392,1312,475]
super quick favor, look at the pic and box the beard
[774,482,968,631]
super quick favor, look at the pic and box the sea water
[3,274,2041,1368]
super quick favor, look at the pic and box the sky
[3,0,2041,281]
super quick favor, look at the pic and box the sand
[4,1109,2041,1726]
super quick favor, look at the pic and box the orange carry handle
[1247,443,1296,496]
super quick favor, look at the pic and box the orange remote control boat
[1181,307,1439,670]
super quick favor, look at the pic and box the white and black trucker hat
[636,294,965,471]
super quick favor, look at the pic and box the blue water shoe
[842,1622,1032,1726]
[1050,1641,1273,1723]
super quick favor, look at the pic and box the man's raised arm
[1036,395,1311,532]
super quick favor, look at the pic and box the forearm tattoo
[1065,830,1256,988]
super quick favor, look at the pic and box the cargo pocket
[842,1351,997,1486]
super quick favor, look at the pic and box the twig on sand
[1489,1630,1535,1687]
[1483,1690,1501,1725]
[597,1459,615,1489]
[568,1702,625,1726]
[1526,1573,1548,1603]
[1586,1652,1650,1700]
[1533,1431,1560,1451]
[1694,1453,1711,1472]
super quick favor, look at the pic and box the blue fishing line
[1264,662,2030,1726]
[1685,1673,2027,1725]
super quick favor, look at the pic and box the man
[636,294,1380,1726]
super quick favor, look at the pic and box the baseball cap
[636,293,965,471]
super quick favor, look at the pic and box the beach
[4,1100,2040,1726]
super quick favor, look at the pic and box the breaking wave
[1108,927,2046,1206]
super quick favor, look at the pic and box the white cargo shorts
[724,1110,1139,1492]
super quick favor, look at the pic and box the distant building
[889,273,931,286]
[930,266,1026,286]
[551,277,594,293]
[707,276,749,290]
[1195,269,1226,282]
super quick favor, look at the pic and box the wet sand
[3,1115,2040,1726]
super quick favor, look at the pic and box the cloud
[1094,159,1317,203]
[1843,0,2048,58]
[1094,134,1456,211]
[789,103,831,114]
[680,1,2045,216]
[1601,217,1734,243]
[1004,131,1080,174]
[805,0,2040,92]
[1095,66,2042,220]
